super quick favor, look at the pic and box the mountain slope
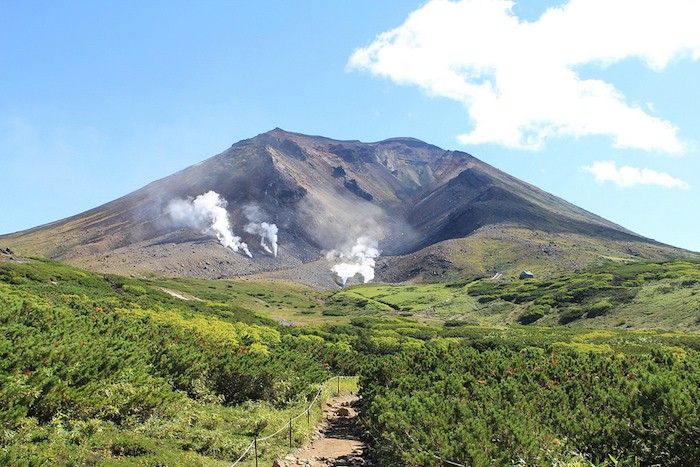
[2,128,697,286]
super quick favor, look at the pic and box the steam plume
[328,236,380,285]
[167,191,252,257]
[243,205,279,257]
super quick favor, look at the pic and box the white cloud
[348,0,700,153]
[582,161,690,189]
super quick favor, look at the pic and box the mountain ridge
[2,128,697,287]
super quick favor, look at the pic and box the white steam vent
[328,236,380,286]
[243,205,279,257]
[166,191,252,257]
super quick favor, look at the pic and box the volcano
[2,129,696,287]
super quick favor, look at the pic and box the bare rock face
[1,128,696,285]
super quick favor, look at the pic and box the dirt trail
[280,394,368,466]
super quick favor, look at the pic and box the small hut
[519,270,534,280]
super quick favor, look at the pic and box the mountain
[2,128,697,287]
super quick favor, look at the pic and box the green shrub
[322,308,348,316]
[559,306,585,324]
[586,301,613,318]
[122,284,147,296]
[360,342,700,466]
[518,304,550,324]
[443,320,467,327]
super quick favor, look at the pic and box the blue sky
[2,0,699,252]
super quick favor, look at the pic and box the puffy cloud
[348,0,700,153]
[582,161,690,189]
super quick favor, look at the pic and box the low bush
[360,342,700,466]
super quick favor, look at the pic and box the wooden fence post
[254,438,258,467]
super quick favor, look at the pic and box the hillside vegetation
[360,341,700,466]
[338,259,700,332]
[0,258,355,464]
[1,255,699,465]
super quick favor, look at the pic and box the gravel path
[279,394,368,466]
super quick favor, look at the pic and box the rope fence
[230,374,467,467]
[230,375,356,466]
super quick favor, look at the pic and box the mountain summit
[2,129,696,286]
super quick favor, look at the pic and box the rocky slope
[2,128,697,287]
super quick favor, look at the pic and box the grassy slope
[340,259,700,332]
[2,253,700,464]
[137,258,700,332]
[6,252,695,332]
[442,227,697,278]
[0,256,359,465]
